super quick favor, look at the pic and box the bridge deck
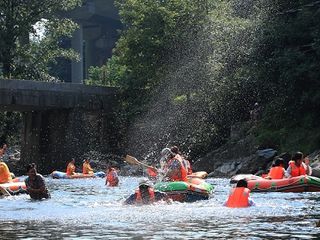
[0,79,117,111]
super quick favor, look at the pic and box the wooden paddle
[124,155,157,170]
[0,185,12,196]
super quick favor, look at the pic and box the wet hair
[236,179,248,188]
[274,158,284,167]
[26,163,36,172]
[171,146,181,155]
[292,152,303,162]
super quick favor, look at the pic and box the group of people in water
[225,151,313,208]
[66,157,120,187]
[0,142,315,208]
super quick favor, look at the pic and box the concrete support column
[21,111,42,169]
[71,24,84,83]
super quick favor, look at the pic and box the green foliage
[89,0,320,158]
[0,0,82,80]
[0,112,22,146]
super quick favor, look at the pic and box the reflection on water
[0,177,320,239]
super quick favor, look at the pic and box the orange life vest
[268,166,285,179]
[147,167,157,177]
[106,169,118,186]
[135,188,155,203]
[167,154,188,182]
[66,163,75,176]
[289,161,306,177]
[82,162,93,174]
[225,187,250,208]
[0,162,12,184]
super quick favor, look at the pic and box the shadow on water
[1,177,320,239]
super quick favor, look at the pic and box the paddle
[124,155,158,176]
[0,185,12,196]
[124,155,155,168]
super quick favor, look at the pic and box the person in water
[224,179,255,208]
[82,159,94,175]
[171,146,193,175]
[265,158,286,179]
[25,163,50,200]
[106,166,119,187]
[66,158,76,176]
[286,152,311,178]
[0,158,12,183]
[124,179,170,205]
[0,143,8,158]
[161,148,188,182]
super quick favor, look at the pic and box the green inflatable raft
[154,179,214,202]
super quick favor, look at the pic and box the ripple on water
[0,176,320,239]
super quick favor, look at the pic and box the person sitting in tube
[171,146,193,175]
[286,152,312,178]
[265,158,286,179]
[82,159,94,175]
[224,179,255,208]
[0,158,12,184]
[160,148,188,182]
[66,158,77,176]
[124,179,171,205]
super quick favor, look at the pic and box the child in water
[224,179,255,208]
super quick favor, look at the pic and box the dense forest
[87,0,320,160]
[1,0,320,162]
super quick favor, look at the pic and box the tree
[0,0,81,79]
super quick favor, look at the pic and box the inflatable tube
[51,171,105,179]
[0,181,27,196]
[154,178,214,202]
[231,174,320,192]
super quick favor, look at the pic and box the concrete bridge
[0,79,118,174]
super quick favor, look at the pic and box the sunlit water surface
[1,177,320,239]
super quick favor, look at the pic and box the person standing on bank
[25,163,50,200]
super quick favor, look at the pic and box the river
[0,176,320,239]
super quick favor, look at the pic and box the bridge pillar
[21,110,70,173]
[20,108,113,174]
[71,24,84,83]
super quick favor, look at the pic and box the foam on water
[0,176,320,239]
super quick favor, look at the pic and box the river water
[1,176,320,239]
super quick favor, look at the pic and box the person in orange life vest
[160,148,188,182]
[66,158,76,176]
[0,159,12,184]
[265,158,286,179]
[171,146,193,175]
[82,159,94,174]
[286,152,311,178]
[224,179,255,208]
[124,179,170,205]
[106,166,119,187]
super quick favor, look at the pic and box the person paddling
[25,163,50,200]
[124,179,170,205]
[224,179,255,208]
